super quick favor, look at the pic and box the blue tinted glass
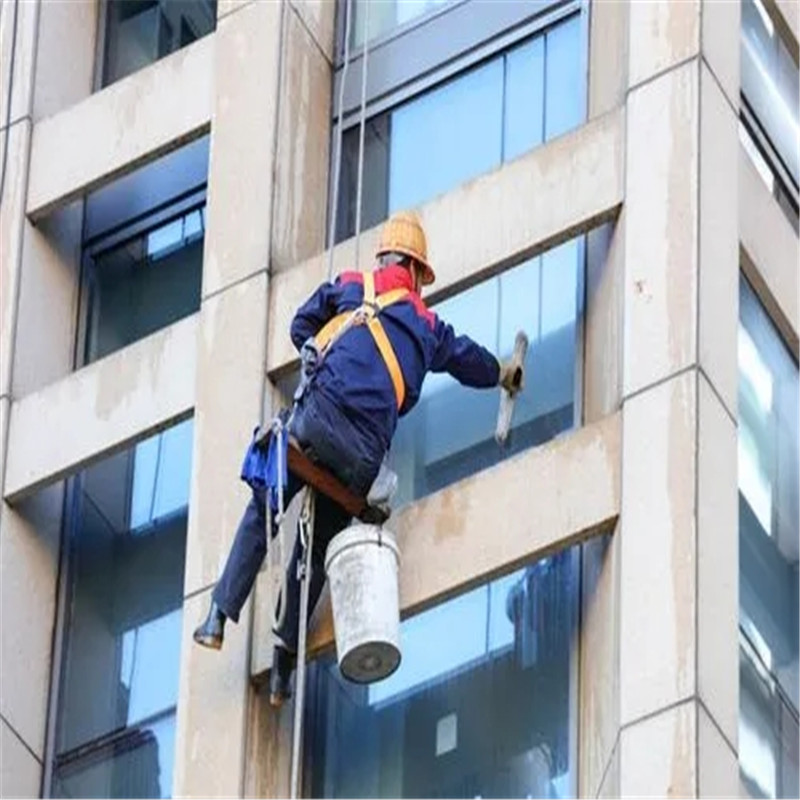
[504,36,545,161]
[545,15,584,140]
[305,549,580,798]
[389,59,503,212]
[740,640,799,798]
[741,0,799,184]
[86,206,204,364]
[56,422,192,767]
[389,241,581,507]
[351,0,454,48]
[54,713,176,799]
[103,0,217,87]
[738,277,799,714]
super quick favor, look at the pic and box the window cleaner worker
[193,210,522,705]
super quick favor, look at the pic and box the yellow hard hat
[375,210,435,286]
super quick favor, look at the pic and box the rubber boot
[193,601,226,650]
[269,645,296,707]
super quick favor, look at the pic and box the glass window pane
[388,59,503,213]
[738,276,799,712]
[350,0,454,49]
[335,15,585,243]
[504,35,545,161]
[389,241,580,508]
[103,0,217,87]
[740,641,799,799]
[741,0,800,185]
[54,713,176,799]
[336,115,391,243]
[305,548,580,798]
[545,15,584,140]
[85,206,204,364]
[56,423,192,755]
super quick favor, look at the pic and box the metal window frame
[333,0,580,127]
[740,97,800,227]
[75,192,207,370]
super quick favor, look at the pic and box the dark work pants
[212,389,382,652]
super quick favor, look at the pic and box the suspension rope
[353,0,371,271]
[326,0,355,282]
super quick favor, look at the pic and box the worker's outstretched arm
[290,281,341,352]
[430,317,500,388]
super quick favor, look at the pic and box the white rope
[290,488,316,800]
[326,0,355,282]
[353,0,371,271]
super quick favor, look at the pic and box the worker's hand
[499,360,523,395]
[300,338,320,376]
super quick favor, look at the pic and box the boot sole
[193,632,223,650]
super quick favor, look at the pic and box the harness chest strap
[312,272,408,409]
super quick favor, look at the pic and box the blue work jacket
[290,264,500,459]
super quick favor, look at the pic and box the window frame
[739,0,800,228]
[333,0,584,129]
[737,269,800,797]
[42,422,194,798]
[301,545,585,798]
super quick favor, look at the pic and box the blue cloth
[290,264,500,459]
[240,426,288,512]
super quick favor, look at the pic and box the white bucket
[324,524,401,683]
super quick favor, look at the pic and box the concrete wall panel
[699,63,739,416]
[700,0,740,107]
[0,717,41,799]
[775,0,799,46]
[628,0,699,89]
[0,485,62,758]
[698,703,738,797]
[184,273,267,597]
[202,0,280,298]
[173,589,250,798]
[579,530,620,798]
[620,371,696,725]
[27,34,213,219]
[0,122,31,398]
[598,744,620,799]
[619,700,696,797]
[4,315,197,501]
[588,0,628,118]
[697,374,738,747]
[0,0,39,127]
[739,148,799,356]
[32,0,97,121]
[624,62,698,397]
[251,412,622,675]
[290,0,336,63]
[11,201,82,399]
[271,5,332,274]
[584,215,624,423]
[268,110,625,372]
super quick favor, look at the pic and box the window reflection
[84,205,205,365]
[741,0,799,186]
[738,275,799,796]
[103,0,217,87]
[390,240,582,507]
[305,548,579,798]
[349,0,453,49]
[336,14,584,243]
[53,421,192,798]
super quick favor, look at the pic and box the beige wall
[1,0,798,797]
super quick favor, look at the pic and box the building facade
[0,0,797,797]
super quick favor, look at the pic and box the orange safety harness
[312,271,408,409]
